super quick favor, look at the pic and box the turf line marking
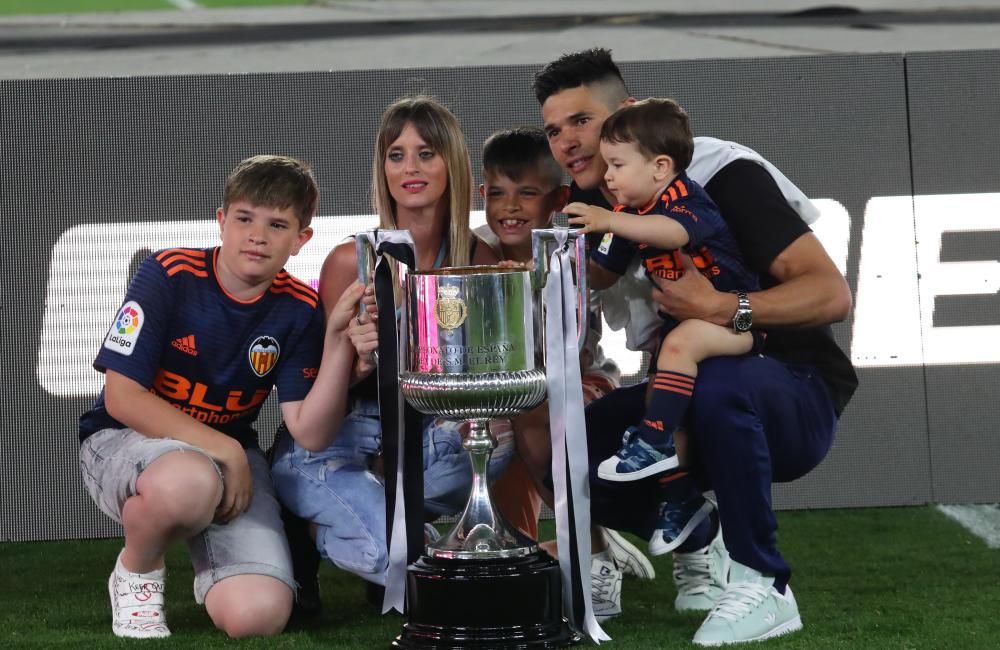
[168,0,201,9]
[937,504,1000,549]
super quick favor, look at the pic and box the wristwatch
[732,291,753,332]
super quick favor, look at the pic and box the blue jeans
[271,400,514,584]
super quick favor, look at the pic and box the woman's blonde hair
[371,96,472,267]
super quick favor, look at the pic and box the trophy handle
[354,231,377,328]
[530,228,588,352]
[355,230,376,287]
[355,228,417,317]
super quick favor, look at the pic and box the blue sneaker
[597,427,680,482]
[649,496,715,556]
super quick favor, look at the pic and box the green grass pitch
[1,506,998,648]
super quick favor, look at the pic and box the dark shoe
[283,507,323,619]
[365,581,386,609]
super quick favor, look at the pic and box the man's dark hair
[601,98,694,171]
[482,127,563,187]
[532,47,630,106]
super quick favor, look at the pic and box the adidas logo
[764,611,776,625]
[643,419,665,431]
[171,335,198,356]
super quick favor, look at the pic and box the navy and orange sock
[639,369,696,453]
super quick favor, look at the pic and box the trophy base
[393,551,579,649]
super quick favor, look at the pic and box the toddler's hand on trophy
[564,202,613,234]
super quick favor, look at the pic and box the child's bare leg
[599,320,751,482]
[657,319,752,376]
[204,575,293,638]
[647,319,753,442]
[634,321,752,552]
[120,451,222,573]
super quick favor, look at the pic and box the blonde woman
[270,97,505,603]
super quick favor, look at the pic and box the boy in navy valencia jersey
[566,99,762,553]
[78,155,371,640]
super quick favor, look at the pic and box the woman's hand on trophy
[564,202,613,234]
[497,259,535,271]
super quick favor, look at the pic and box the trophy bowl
[401,265,548,560]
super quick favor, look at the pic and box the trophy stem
[426,419,537,559]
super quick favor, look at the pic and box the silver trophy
[400,228,587,559]
[359,229,586,648]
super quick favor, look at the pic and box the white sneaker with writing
[108,552,170,639]
[604,528,656,580]
[590,556,623,622]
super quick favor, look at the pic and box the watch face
[734,311,753,332]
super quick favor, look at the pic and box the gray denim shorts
[79,428,294,603]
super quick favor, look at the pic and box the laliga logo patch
[598,232,614,254]
[103,301,144,356]
[248,336,280,377]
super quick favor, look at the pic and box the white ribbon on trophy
[356,228,419,615]
[543,228,610,643]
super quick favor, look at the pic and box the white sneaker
[604,528,656,580]
[424,522,442,544]
[693,561,802,646]
[108,552,171,639]
[590,556,623,622]
[673,527,730,613]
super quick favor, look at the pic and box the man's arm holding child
[652,163,851,328]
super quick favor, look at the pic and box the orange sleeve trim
[156,248,206,265]
[165,263,209,278]
[274,272,319,298]
[160,253,207,269]
[273,272,319,301]
[270,284,318,308]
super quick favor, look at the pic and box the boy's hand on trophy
[359,284,378,321]
[328,281,368,335]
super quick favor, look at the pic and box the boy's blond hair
[223,155,320,229]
